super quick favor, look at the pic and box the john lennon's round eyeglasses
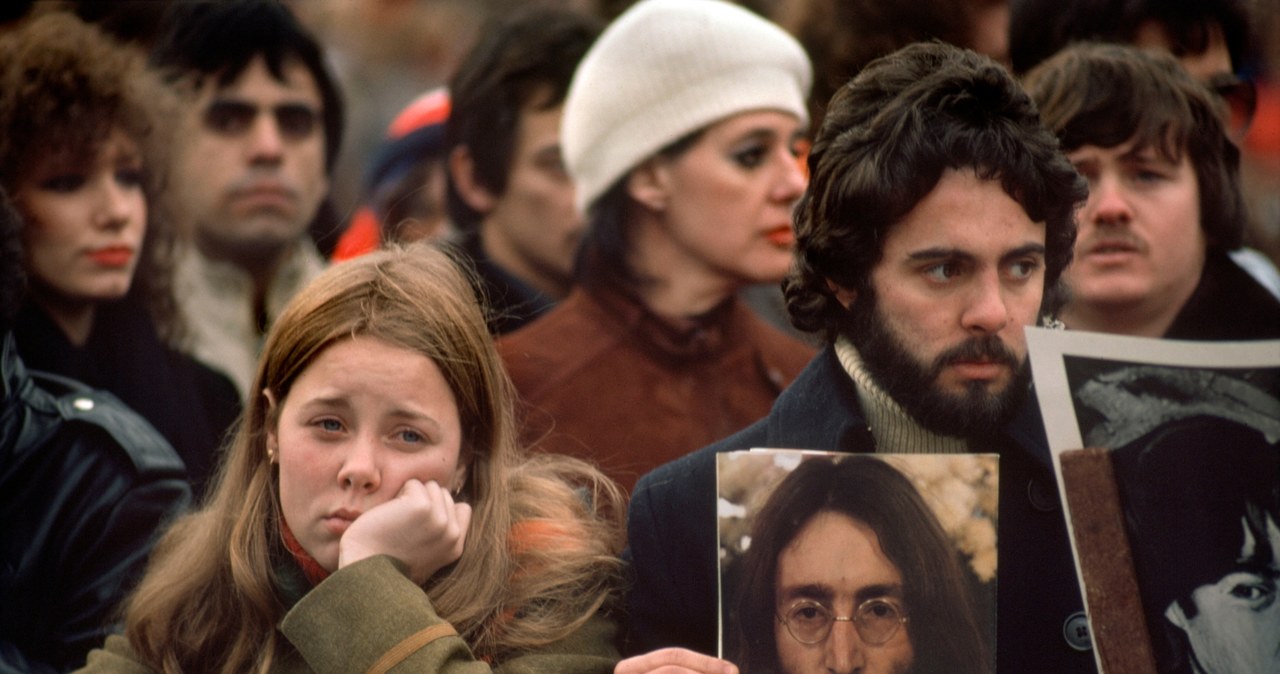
[777,598,909,646]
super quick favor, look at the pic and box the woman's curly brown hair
[0,11,184,342]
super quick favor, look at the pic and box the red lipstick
[87,246,134,268]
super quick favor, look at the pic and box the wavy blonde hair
[123,243,626,672]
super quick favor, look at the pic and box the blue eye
[317,418,342,432]
[398,429,424,443]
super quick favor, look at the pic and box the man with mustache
[1023,43,1280,340]
[619,43,1095,674]
[150,1,345,397]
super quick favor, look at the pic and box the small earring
[266,444,277,462]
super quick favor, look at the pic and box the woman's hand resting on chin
[338,479,471,584]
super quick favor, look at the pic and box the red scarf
[280,518,332,587]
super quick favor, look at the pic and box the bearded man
[619,42,1097,674]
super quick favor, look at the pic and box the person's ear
[451,462,468,497]
[448,146,497,214]
[826,278,857,311]
[626,156,672,212]
[263,388,280,464]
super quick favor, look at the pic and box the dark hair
[1023,42,1246,250]
[573,128,704,291]
[149,0,345,173]
[785,42,1085,340]
[730,456,989,674]
[1112,415,1280,674]
[1008,0,1253,75]
[444,7,602,232]
[772,0,992,131]
[0,11,180,341]
[0,186,24,333]
[0,12,155,204]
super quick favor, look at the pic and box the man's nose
[247,113,285,164]
[1088,173,1133,227]
[823,620,866,674]
[961,270,1011,335]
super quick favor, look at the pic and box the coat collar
[582,283,744,363]
[761,346,874,451]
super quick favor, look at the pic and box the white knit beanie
[562,0,812,213]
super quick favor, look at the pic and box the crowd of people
[1,0,1276,673]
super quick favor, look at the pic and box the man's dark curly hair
[784,42,1085,341]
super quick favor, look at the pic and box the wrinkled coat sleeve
[282,556,620,674]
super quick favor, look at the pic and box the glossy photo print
[1028,328,1280,674]
[717,449,998,674]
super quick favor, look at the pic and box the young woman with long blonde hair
[80,243,626,673]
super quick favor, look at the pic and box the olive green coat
[76,556,620,673]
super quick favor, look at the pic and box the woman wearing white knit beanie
[499,0,817,496]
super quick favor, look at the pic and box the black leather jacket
[0,335,191,673]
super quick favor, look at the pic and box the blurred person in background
[330,87,454,260]
[1010,0,1280,293]
[0,174,190,672]
[1025,43,1280,339]
[444,6,602,334]
[148,0,344,398]
[499,0,817,492]
[0,10,238,496]
[771,0,1014,131]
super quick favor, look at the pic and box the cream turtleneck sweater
[833,336,970,454]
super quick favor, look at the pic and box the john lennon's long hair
[731,456,990,674]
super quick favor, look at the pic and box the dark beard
[841,289,1030,441]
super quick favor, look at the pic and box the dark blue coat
[624,346,1099,673]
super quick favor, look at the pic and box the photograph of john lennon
[1064,359,1280,674]
[717,450,998,674]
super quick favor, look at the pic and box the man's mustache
[930,336,1020,374]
